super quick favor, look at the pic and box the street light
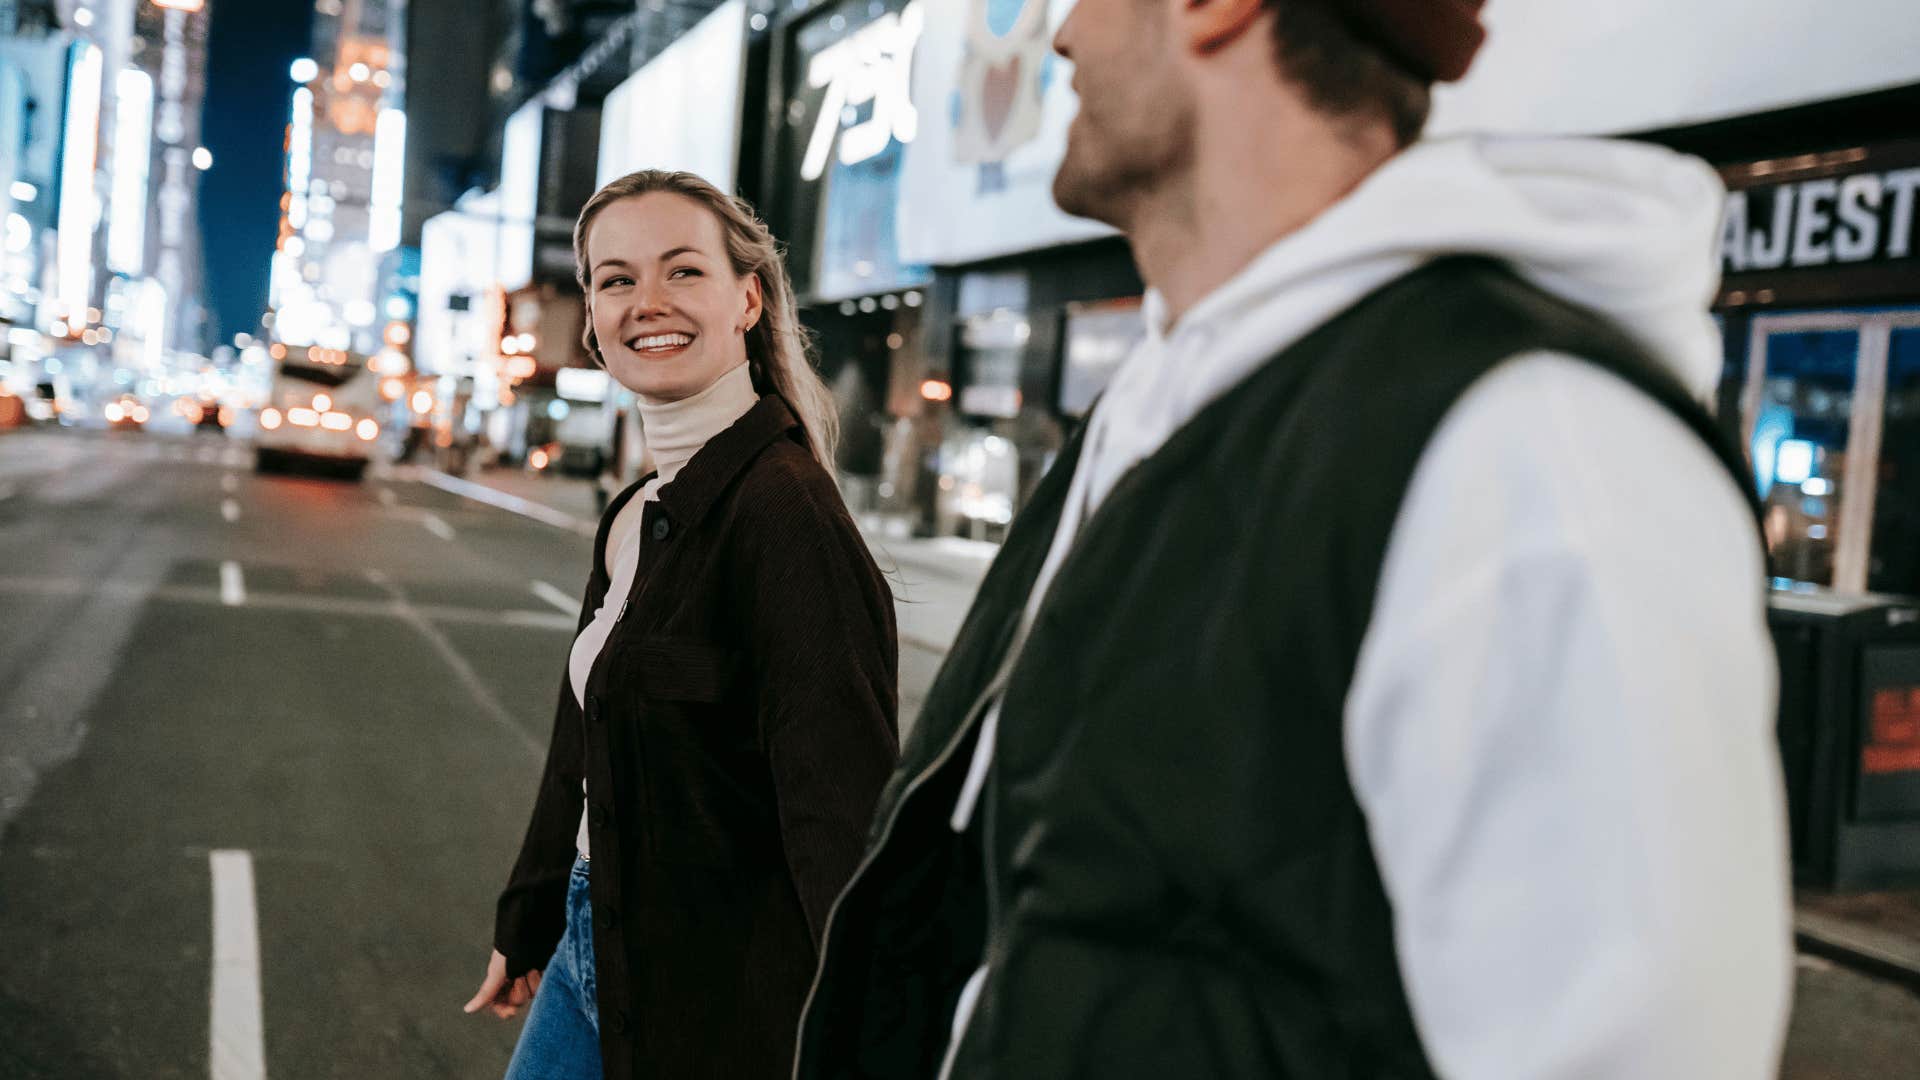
[289,57,318,83]
[153,0,207,11]
[192,147,212,170]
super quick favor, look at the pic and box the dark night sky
[199,0,313,344]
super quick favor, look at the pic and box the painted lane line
[0,482,16,502]
[530,580,578,615]
[221,474,239,494]
[377,487,398,507]
[420,512,456,541]
[221,499,240,523]
[366,571,542,756]
[220,562,246,607]
[208,850,266,1080]
[397,466,597,538]
[0,576,581,632]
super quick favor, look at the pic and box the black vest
[795,258,1759,1078]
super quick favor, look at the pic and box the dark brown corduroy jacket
[494,393,899,1078]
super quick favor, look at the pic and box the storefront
[1696,135,1920,596]
[763,0,935,524]
[759,0,1149,539]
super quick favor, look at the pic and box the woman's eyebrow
[591,257,633,274]
[656,246,702,262]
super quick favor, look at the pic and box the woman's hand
[463,949,541,1019]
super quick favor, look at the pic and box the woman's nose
[628,277,670,320]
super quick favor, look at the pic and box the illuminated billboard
[596,0,746,191]
[1432,0,1920,137]
[55,43,102,320]
[108,68,153,275]
[496,100,540,290]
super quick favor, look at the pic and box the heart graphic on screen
[982,54,1022,145]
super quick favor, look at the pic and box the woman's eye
[599,276,631,289]
[670,267,702,280]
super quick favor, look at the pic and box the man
[795,1,1793,1076]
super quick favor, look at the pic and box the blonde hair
[573,170,838,467]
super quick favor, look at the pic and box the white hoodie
[947,137,1793,1077]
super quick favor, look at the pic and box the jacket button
[651,518,670,541]
[595,908,617,931]
[590,803,610,828]
[613,1010,631,1034]
[585,701,601,725]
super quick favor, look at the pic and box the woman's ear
[739,274,764,335]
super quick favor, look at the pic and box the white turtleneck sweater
[571,361,758,858]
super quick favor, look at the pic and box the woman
[463,171,899,1078]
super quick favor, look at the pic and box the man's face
[1051,0,1197,227]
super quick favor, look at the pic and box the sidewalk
[426,462,1920,989]
[1796,888,1920,991]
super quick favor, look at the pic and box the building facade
[270,0,406,358]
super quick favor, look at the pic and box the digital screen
[1058,297,1144,418]
[1856,643,1920,821]
[780,0,931,300]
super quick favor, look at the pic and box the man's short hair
[1264,0,1433,148]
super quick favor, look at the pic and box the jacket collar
[651,392,802,530]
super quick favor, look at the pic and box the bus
[253,345,385,479]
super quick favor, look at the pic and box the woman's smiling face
[585,192,763,403]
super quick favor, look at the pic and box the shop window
[1743,309,1920,596]
[1751,327,1859,588]
[1869,327,1920,597]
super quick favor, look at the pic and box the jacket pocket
[632,637,740,703]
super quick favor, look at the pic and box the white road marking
[208,850,266,1080]
[197,445,218,463]
[220,562,246,607]
[0,576,579,630]
[396,466,597,537]
[221,499,240,523]
[377,487,398,507]
[420,512,455,541]
[530,580,578,615]
[366,571,542,755]
[0,483,16,502]
[221,474,239,494]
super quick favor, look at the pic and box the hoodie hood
[1151,135,1730,406]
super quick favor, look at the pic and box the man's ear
[1180,0,1266,53]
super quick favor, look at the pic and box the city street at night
[0,425,980,1078]
[0,428,1917,1077]
[1,0,1918,1074]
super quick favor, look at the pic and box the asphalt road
[1,426,1917,1078]
[0,427,586,1079]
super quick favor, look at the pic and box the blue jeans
[504,856,603,1080]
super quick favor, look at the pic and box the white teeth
[630,333,692,351]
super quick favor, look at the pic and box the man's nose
[1052,0,1078,59]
